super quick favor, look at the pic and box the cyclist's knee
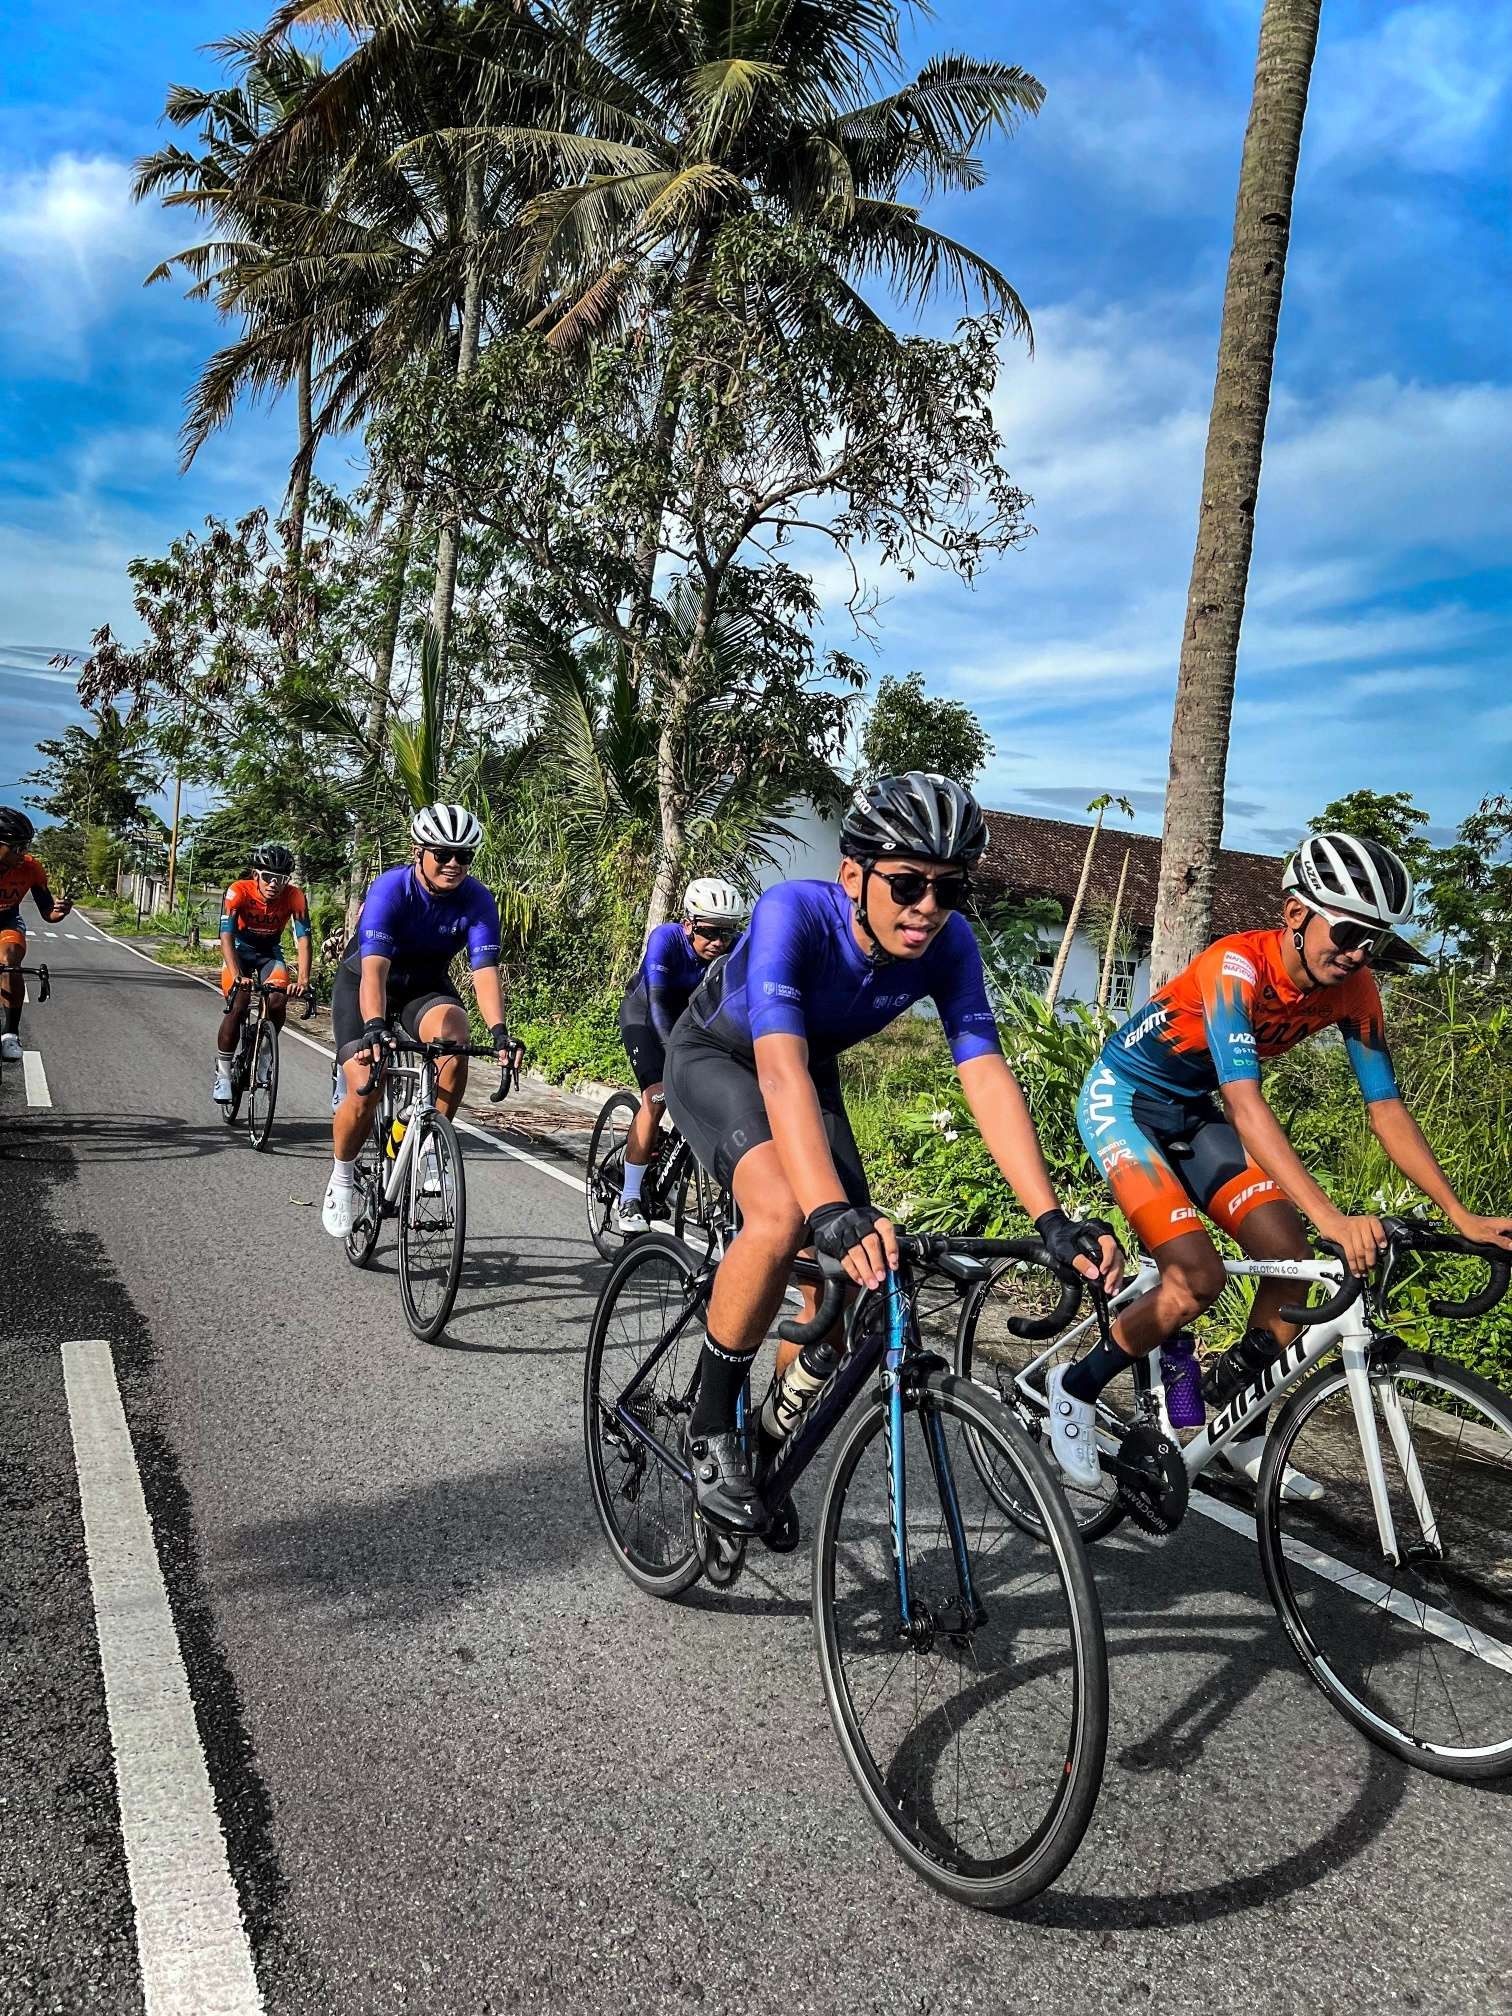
[1159,1252,1225,1319]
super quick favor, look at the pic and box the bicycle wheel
[672,1155,729,1252]
[586,1091,639,1260]
[584,1232,706,1598]
[247,1020,279,1151]
[221,1035,247,1125]
[815,1369,1107,1909]
[1258,1349,1512,1780]
[345,1108,387,1269]
[954,1262,1130,1542]
[397,1112,467,1340]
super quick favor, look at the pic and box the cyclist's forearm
[1368,1098,1468,1224]
[955,1053,1058,1222]
[358,956,390,1025]
[755,1038,850,1218]
[472,962,506,1031]
[1222,1085,1339,1226]
[295,941,312,989]
[220,933,242,978]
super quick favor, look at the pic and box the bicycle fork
[882,1278,984,1645]
[1340,1331,1442,1569]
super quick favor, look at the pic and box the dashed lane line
[61,1340,264,2016]
[22,1048,51,1107]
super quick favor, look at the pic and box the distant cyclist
[0,806,71,1062]
[216,843,312,1104]
[662,772,1123,1535]
[1064,831,1512,1499]
[615,876,749,1234]
[322,803,518,1238]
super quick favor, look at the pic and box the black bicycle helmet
[840,772,989,867]
[0,806,35,849]
[251,841,296,876]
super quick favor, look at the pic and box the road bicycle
[218,977,315,1151]
[583,1229,1107,1910]
[0,961,50,1086]
[344,1035,521,1340]
[584,1088,735,1259]
[955,1216,1512,1780]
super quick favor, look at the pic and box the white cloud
[0,154,171,366]
[1309,6,1512,176]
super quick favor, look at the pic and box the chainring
[1114,1423,1189,1537]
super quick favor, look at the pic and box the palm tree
[1045,793,1134,1009]
[24,705,163,834]
[1148,0,1323,987]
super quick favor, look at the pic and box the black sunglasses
[691,921,736,942]
[427,846,475,867]
[871,867,972,911]
[1324,917,1390,958]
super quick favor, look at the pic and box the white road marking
[64,932,78,939]
[61,1340,264,2016]
[22,1049,51,1107]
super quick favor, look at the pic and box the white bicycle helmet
[410,802,483,850]
[683,877,747,925]
[1282,832,1414,928]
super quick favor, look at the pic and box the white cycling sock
[621,1158,648,1204]
[329,1157,356,1192]
[214,1046,233,1073]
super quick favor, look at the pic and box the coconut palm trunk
[427,150,486,683]
[1097,847,1133,1010]
[1148,0,1322,988]
[286,332,314,571]
[1046,793,1133,1007]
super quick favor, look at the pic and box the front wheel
[1258,1348,1512,1780]
[814,1370,1107,1909]
[247,1019,279,1150]
[398,1112,466,1340]
[586,1091,639,1260]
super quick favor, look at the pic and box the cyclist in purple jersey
[322,803,518,1238]
[616,877,748,1234]
[663,772,1123,1535]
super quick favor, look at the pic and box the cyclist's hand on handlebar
[357,1017,393,1069]
[1450,1211,1512,1253]
[1318,1209,1387,1279]
[809,1201,898,1292]
[1036,1209,1124,1295]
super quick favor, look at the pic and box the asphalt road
[3,918,1510,2015]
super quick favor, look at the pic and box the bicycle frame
[371,1057,440,1219]
[1004,1254,1425,1569]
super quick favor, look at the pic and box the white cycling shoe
[213,1067,234,1104]
[322,1182,357,1239]
[0,1031,22,1062]
[1047,1365,1103,1490]
[614,1197,651,1235]
[1224,1435,1325,1503]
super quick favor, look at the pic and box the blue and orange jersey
[1103,929,1398,1106]
[0,853,52,919]
[220,878,311,955]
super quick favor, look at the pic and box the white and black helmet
[410,802,483,851]
[841,772,989,867]
[683,877,747,925]
[1283,831,1414,929]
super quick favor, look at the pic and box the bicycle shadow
[1,1112,253,1166]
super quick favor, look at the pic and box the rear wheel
[672,1155,733,1253]
[222,1028,248,1125]
[247,1020,279,1150]
[586,1091,638,1260]
[398,1112,467,1340]
[344,1108,386,1269]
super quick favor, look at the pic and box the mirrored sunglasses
[427,846,475,867]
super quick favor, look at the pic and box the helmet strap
[415,851,448,898]
[851,864,895,967]
[1291,923,1325,991]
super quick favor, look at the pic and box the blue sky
[1,0,1508,853]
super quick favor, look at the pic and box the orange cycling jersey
[1104,929,1399,1106]
[220,879,311,953]
[0,854,53,934]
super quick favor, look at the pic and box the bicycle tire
[584,1232,706,1599]
[344,1106,386,1269]
[247,1020,279,1151]
[586,1091,639,1260]
[813,1370,1107,1909]
[398,1111,467,1340]
[1258,1349,1512,1780]
[672,1155,718,1250]
[954,1264,1129,1543]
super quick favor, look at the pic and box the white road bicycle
[953,1216,1512,1780]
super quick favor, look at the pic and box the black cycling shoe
[685,1430,766,1535]
[759,1494,801,1554]
[1200,1327,1278,1410]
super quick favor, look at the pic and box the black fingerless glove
[809,1200,887,1262]
[1035,1208,1115,1274]
[489,1022,512,1052]
[361,1017,391,1052]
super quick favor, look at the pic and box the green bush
[514,985,627,1089]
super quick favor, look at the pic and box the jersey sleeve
[930,919,1003,1065]
[28,864,55,916]
[219,884,243,937]
[1338,972,1399,1104]
[1197,943,1262,1088]
[465,886,502,970]
[356,875,401,960]
[289,888,311,939]
[642,924,690,1043]
[745,886,815,1044]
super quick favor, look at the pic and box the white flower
[930,1108,953,1130]
[943,1128,959,1143]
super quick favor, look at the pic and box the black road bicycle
[219,978,315,1150]
[583,1230,1108,1910]
[0,962,50,1086]
[585,1088,735,1259]
[344,1035,521,1340]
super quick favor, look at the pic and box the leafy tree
[1422,796,1512,973]
[859,671,991,786]
[1308,789,1433,883]
[24,705,162,834]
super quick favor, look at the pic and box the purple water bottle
[1160,1333,1206,1429]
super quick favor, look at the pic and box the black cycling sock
[689,1333,755,1438]
[1063,1333,1138,1405]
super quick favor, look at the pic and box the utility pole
[164,694,187,913]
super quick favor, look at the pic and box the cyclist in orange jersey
[216,841,312,1103]
[0,806,71,1061]
[1055,831,1512,1499]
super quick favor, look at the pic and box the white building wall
[756,802,844,889]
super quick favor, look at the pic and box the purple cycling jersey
[621,921,710,1044]
[683,877,1001,1066]
[344,864,501,987]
